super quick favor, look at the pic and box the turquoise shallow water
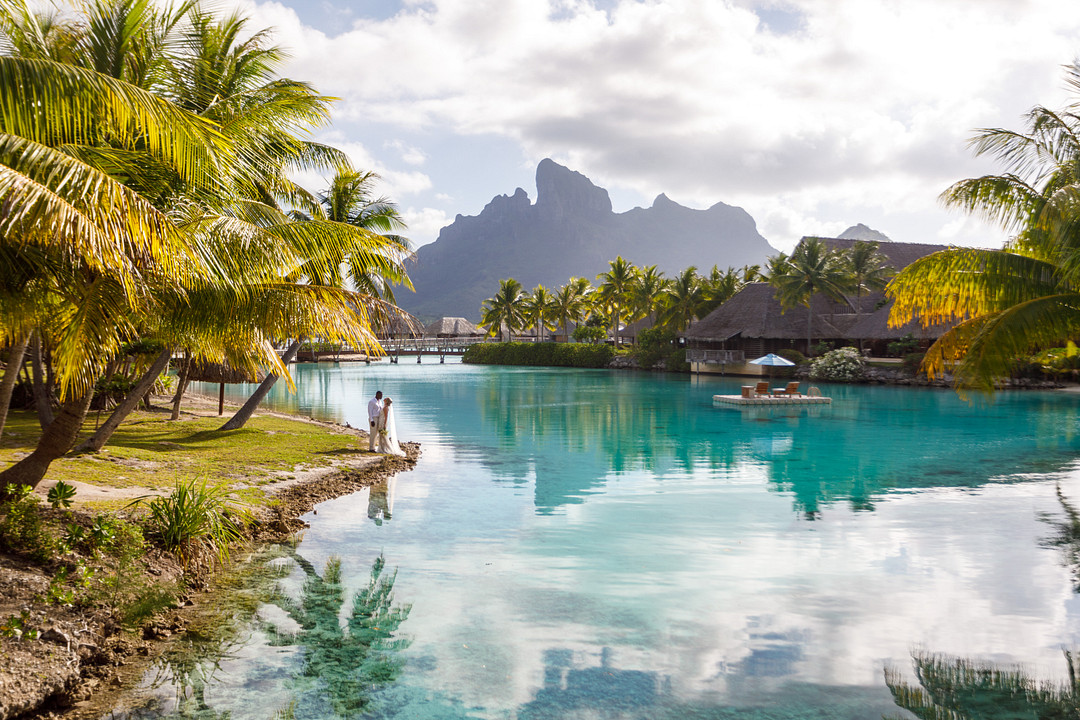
[114,363,1080,718]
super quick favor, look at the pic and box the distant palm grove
[479,239,894,350]
[0,0,414,489]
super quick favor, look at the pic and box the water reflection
[262,551,411,719]
[366,478,395,526]
[885,649,1080,719]
[196,365,1080,516]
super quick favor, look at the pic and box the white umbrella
[748,353,795,367]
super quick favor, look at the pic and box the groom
[367,390,383,451]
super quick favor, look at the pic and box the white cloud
[401,206,454,247]
[233,0,1080,249]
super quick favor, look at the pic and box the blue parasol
[748,353,795,367]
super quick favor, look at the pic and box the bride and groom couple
[367,390,405,457]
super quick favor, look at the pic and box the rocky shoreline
[0,420,420,720]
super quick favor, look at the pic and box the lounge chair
[754,381,770,397]
[772,381,802,397]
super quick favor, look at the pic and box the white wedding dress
[377,405,406,457]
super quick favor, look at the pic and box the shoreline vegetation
[0,391,419,720]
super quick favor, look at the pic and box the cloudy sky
[225,0,1080,253]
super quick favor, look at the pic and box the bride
[376,397,406,457]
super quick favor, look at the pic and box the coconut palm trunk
[77,347,172,453]
[220,340,302,431]
[0,390,94,492]
[170,352,192,420]
[29,333,54,430]
[0,335,29,441]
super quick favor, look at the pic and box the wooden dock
[713,394,832,406]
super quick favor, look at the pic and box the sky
[223,0,1080,253]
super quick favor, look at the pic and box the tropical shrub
[1033,344,1080,378]
[0,485,58,563]
[902,352,926,375]
[636,327,678,369]
[135,480,251,570]
[572,326,607,344]
[886,333,919,357]
[463,342,614,368]
[777,349,808,366]
[47,481,76,509]
[809,347,865,382]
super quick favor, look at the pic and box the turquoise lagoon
[114,362,1080,718]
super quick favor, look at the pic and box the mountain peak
[535,158,612,217]
[838,223,891,243]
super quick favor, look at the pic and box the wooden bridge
[378,336,492,363]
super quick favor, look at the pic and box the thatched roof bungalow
[683,238,953,375]
[424,317,483,338]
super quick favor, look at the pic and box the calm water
[111,362,1080,719]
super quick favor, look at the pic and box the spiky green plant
[134,479,250,569]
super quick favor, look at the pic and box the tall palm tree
[630,265,668,326]
[523,285,556,341]
[302,169,412,303]
[552,278,590,342]
[659,266,705,332]
[596,256,638,346]
[889,63,1080,391]
[845,241,894,317]
[770,238,853,353]
[480,278,525,341]
[698,265,743,317]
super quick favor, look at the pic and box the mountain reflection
[885,649,1080,719]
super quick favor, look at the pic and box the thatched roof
[186,361,264,383]
[685,239,957,343]
[684,283,847,341]
[814,236,951,269]
[424,317,482,337]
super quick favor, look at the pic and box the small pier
[713,394,831,406]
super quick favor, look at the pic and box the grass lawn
[0,406,368,509]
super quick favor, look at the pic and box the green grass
[0,409,365,507]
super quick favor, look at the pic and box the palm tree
[523,285,556,341]
[551,279,590,342]
[630,265,668,326]
[596,256,638,346]
[889,64,1080,391]
[846,241,894,317]
[698,265,743,317]
[659,267,705,332]
[770,238,853,354]
[480,278,526,341]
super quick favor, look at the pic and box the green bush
[463,342,614,368]
[635,327,678,369]
[134,480,250,570]
[887,333,919,357]
[777,349,808,365]
[572,326,607,344]
[809,347,865,382]
[0,484,58,563]
[902,352,926,375]
[664,348,690,373]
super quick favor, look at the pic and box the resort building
[683,238,952,375]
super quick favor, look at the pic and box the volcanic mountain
[399,159,775,321]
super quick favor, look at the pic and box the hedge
[462,342,614,368]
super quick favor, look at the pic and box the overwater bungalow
[683,238,953,375]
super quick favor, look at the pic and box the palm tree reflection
[262,552,412,718]
[885,649,1080,719]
